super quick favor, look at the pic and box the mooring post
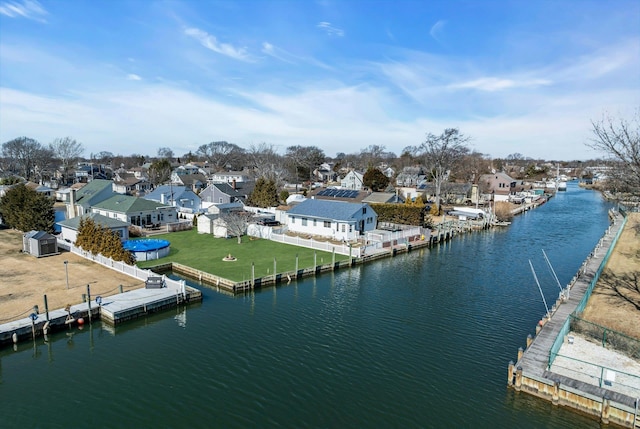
[517,347,524,361]
[552,380,560,405]
[43,294,49,322]
[332,247,335,269]
[515,367,523,391]
[508,361,515,386]
[314,251,317,268]
[601,395,610,424]
[251,263,255,288]
[526,334,533,348]
[273,258,277,281]
[295,254,299,273]
[86,284,91,324]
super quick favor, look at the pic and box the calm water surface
[0,182,612,428]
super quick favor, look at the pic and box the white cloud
[184,27,252,61]
[429,20,447,42]
[126,74,142,81]
[449,77,552,92]
[0,0,46,22]
[317,21,344,37]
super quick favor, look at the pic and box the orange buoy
[77,317,85,325]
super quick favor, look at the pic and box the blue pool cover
[123,239,170,252]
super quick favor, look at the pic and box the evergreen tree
[363,168,390,191]
[247,177,280,207]
[0,184,55,232]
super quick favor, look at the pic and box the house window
[341,224,345,232]
[291,217,295,224]
[219,197,223,203]
[324,221,331,228]
[302,218,307,226]
[362,207,367,214]
[313,219,317,226]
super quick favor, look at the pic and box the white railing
[58,239,186,292]
[270,233,358,256]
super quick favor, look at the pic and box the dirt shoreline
[0,229,144,324]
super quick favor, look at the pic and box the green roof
[57,213,130,230]
[92,194,171,213]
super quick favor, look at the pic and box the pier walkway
[0,280,202,347]
[511,211,640,427]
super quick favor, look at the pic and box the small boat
[557,180,567,191]
[493,221,511,227]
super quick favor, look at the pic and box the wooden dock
[509,211,640,427]
[0,285,202,348]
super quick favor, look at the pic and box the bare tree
[221,210,253,244]
[50,137,85,185]
[196,141,245,171]
[588,111,640,192]
[157,147,174,160]
[2,136,50,181]
[419,128,470,214]
[360,144,386,168]
[247,143,285,183]
[285,145,325,182]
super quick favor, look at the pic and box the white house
[90,194,177,227]
[286,199,378,241]
[340,170,364,190]
[57,213,130,243]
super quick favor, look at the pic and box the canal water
[0,182,613,428]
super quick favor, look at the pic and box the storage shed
[23,230,59,257]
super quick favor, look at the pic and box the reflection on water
[0,182,609,428]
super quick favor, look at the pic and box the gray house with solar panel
[286,199,377,241]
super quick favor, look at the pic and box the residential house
[479,172,519,202]
[143,185,203,214]
[172,172,208,192]
[112,171,153,196]
[90,194,177,227]
[396,167,425,187]
[25,182,54,198]
[362,192,405,205]
[57,212,130,244]
[67,179,115,218]
[313,163,337,183]
[209,171,251,185]
[199,183,245,210]
[340,170,364,190]
[286,199,378,241]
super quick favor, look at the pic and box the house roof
[92,194,171,213]
[362,192,404,204]
[144,185,194,202]
[58,213,130,230]
[212,183,244,197]
[287,199,376,222]
[74,179,114,205]
[24,230,55,240]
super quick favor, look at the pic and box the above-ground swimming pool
[123,238,171,261]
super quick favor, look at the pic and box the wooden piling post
[43,294,49,322]
[508,361,515,386]
[515,367,523,391]
[517,347,524,361]
[601,396,611,424]
[552,380,560,405]
[526,334,533,348]
[86,284,92,323]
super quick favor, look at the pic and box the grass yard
[136,229,351,282]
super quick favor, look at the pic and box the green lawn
[135,229,350,282]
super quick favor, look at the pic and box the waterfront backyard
[136,229,351,282]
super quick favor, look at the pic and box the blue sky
[0,0,638,161]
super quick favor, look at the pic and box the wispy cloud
[184,27,252,61]
[317,21,344,37]
[450,77,552,92]
[261,41,334,70]
[429,20,447,43]
[0,0,47,22]
[261,42,295,64]
[126,73,142,81]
